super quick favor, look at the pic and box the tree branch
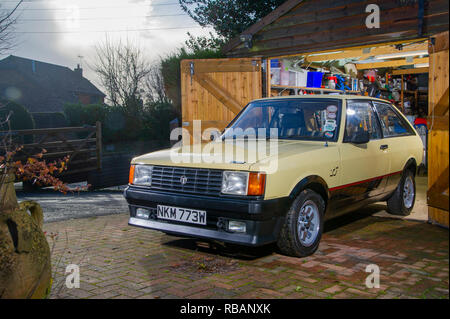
[0,0,23,25]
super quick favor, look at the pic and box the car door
[334,100,390,208]
[372,101,418,193]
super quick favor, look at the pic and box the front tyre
[277,189,325,257]
[387,169,416,216]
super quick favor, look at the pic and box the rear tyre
[277,189,325,257]
[387,170,416,216]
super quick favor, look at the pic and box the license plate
[157,205,207,225]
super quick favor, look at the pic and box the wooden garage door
[428,31,449,227]
[180,58,262,143]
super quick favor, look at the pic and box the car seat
[279,111,306,137]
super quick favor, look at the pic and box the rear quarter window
[373,102,416,137]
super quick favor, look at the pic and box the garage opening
[181,0,448,227]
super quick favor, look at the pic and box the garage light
[309,51,344,57]
[375,50,428,60]
[414,63,429,68]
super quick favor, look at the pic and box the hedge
[63,102,178,144]
[0,99,35,131]
[32,112,68,129]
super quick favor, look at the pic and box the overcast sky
[1,0,212,89]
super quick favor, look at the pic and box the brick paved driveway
[44,209,449,299]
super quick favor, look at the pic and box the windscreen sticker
[327,105,338,113]
[324,119,337,132]
[325,132,334,138]
[327,112,337,119]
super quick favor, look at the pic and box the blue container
[270,59,281,68]
[307,72,324,88]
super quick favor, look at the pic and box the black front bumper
[124,186,289,246]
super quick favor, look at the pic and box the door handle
[380,144,389,150]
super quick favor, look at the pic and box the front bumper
[124,186,289,246]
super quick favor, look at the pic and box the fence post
[96,121,102,170]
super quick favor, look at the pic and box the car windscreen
[222,98,342,142]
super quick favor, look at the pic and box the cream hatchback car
[125,96,423,257]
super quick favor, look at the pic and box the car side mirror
[350,130,370,144]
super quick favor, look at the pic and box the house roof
[224,0,449,58]
[0,55,105,112]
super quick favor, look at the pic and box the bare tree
[144,64,168,104]
[0,0,23,55]
[92,37,151,113]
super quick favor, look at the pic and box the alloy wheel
[297,200,320,247]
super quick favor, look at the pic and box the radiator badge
[180,176,188,185]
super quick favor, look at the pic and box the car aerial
[124,95,423,257]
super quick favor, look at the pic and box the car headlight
[222,171,248,195]
[221,171,266,196]
[130,165,153,186]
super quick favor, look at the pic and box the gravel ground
[16,184,129,223]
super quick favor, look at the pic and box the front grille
[150,166,223,196]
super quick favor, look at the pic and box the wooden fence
[1,122,102,183]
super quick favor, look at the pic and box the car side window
[374,103,415,137]
[344,101,382,141]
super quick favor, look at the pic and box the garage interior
[263,40,431,175]
[181,0,449,227]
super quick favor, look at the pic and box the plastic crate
[307,72,324,88]
[270,59,281,68]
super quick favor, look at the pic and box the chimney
[74,64,83,77]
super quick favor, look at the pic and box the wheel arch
[404,157,418,176]
[288,175,330,206]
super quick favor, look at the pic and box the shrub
[63,103,107,127]
[63,103,84,127]
[0,99,35,131]
[32,112,68,129]
[141,101,179,142]
[64,103,142,143]
[102,106,128,143]
[0,99,35,143]
[64,103,109,140]
[83,104,108,125]
[62,101,179,144]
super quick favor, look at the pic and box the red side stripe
[329,171,402,192]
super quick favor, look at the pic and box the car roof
[253,95,391,104]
